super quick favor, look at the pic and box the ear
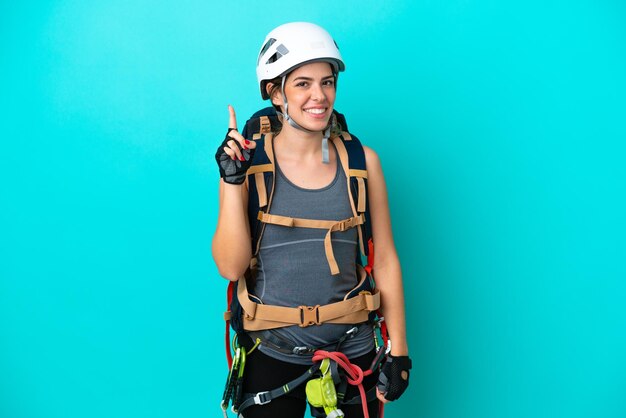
[267,83,284,108]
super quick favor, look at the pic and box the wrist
[222,180,245,188]
[389,341,409,357]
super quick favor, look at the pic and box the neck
[274,123,325,161]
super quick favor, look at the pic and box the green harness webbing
[237,362,321,413]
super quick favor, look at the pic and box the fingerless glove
[215,129,254,185]
[376,355,412,401]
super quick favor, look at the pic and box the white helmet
[256,22,345,100]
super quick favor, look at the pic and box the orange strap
[236,274,380,331]
[251,116,272,140]
[247,164,272,209]
[257,212,365,275]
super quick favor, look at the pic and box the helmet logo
[266,44,289,65]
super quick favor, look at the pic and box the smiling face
[269,61,337,132]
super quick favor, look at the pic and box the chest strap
[257,212,365,275]
[236,274,380,331]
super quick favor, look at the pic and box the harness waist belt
[237,276,380,331]
[248,324,365,356]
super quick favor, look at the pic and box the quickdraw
[220,344,247,417]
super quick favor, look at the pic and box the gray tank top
[254,152,374,364]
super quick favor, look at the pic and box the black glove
[376,355,412,401]
[215,128,254,185]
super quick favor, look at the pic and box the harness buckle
[298,305,321,327]
[293,346,312,355]
[254,391,271,405]
[259,115,271,134]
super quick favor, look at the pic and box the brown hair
[263,76,285,134]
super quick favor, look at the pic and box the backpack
[222,107,387,368]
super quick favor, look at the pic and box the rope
[226,282,235,369]
[311,350,384,418]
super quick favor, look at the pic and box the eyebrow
[291,75,335,82]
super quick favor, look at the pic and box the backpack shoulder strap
[242,107,278,257]
[330,132,372,260]
[245,135,276,256]
[242,108,278,257]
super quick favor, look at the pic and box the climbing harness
[231,335,388,418]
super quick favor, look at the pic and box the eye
[323,79,335,87]
[295,81,308,87]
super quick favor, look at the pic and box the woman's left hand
[375,354,412,403]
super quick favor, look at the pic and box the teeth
[304,108,326,114]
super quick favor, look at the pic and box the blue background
[1,1,625,417]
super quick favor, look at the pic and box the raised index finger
[228,105,238,130]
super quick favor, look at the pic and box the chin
[308,121,331,131]
[298,114,332,131]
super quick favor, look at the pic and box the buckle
[254,391,271,405]
[292,346,312,355]
[259,116,271,134]
[345,326,358,337]
[337,216,360,232]
[298,305,321,327]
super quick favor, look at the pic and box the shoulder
[363,145,382,176]
[363,145,379,162]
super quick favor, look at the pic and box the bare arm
[364,146,409,357]
[211,105,256,281]
[212,181,251,281]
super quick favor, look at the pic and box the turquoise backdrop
[1,1,625,417]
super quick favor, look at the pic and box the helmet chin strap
[276,76,332,164]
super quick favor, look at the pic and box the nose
[310,82,326,102]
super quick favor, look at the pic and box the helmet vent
[258,38,276,64]
[266,44,289,64]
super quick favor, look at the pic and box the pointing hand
[215,105,257,185]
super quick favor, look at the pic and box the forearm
[375,257,409,356]
[212,181,252,281]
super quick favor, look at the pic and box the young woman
[213,22,411,418]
